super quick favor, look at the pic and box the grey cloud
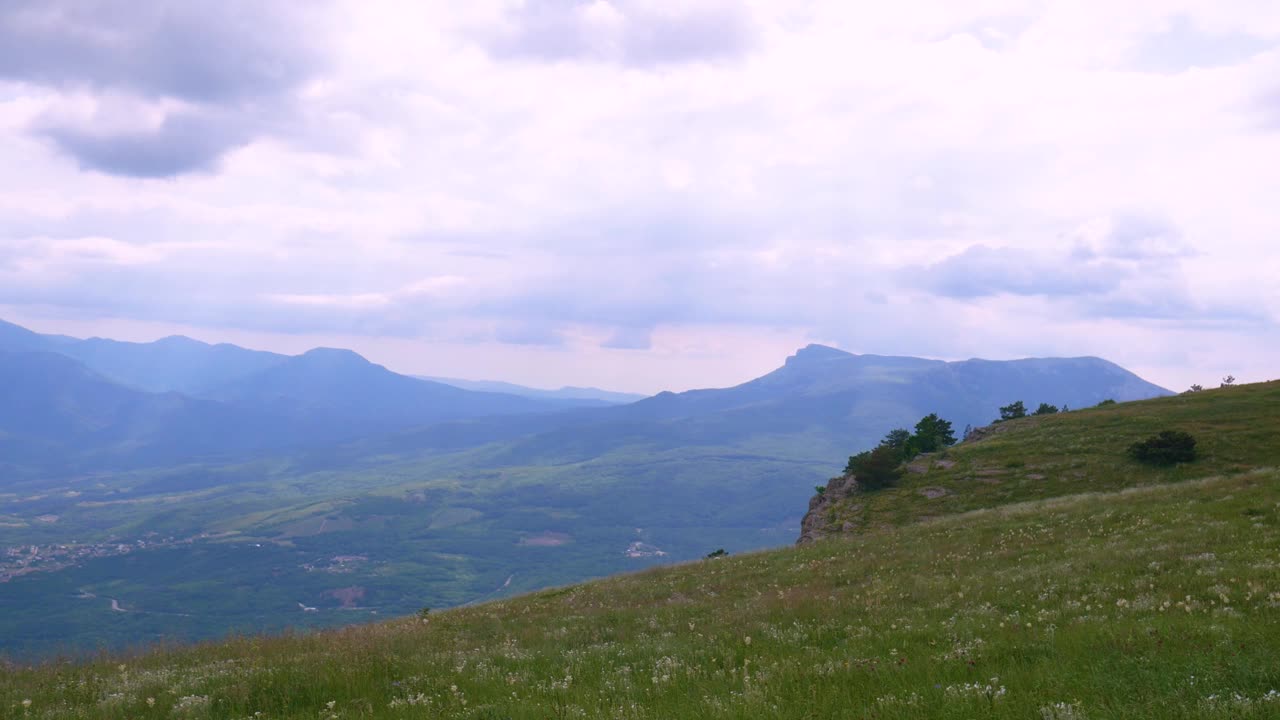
[911,219,1261,327]
[1130,15,1275,74]
[1256,84,1280,130]
[1,195,1251,355]
[485,0,756,67]
[0,209,849,347]
[2,1,327,177]
[36,108,254,177]
[0,1,322,102]
[600,326,652,350]
[0,266,428,338]
[1065,212,1195,263]
[916,245,1125,299]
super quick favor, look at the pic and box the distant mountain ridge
[372,343,1171,467]
[0,317,1171,479]
[0,319,287,393]
[0,349,313,471]
[202,347,570,431]
[0,320,627,472]
[417,376,645,405]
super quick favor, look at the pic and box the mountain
[5,383,1276,717]
[56,335,288,394]
[0,318,68,352]
[0,319,601,458]
[200,348,582,434]
[615,344,1167,423]
[0,350,314,471]
[418,375,646,405]
[0,325,1181,658]
[0,319,285,393]
[376,344,1170,466]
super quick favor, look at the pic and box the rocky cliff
[796,473,861,544]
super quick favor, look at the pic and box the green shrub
[913,413,956,452]
[846,445,904,491]
[998,400,1027,422]
[1128,430,1197,466]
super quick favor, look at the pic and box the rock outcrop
[798,424,1007,544]
[797,473,861,544]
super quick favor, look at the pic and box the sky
[1,0,1278,394]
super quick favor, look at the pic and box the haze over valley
[0,318,1176,655]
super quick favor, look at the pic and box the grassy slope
[814,381,1280,534]
[4,470,1277,719]
[3,383,1278,719]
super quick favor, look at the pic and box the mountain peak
[785,344,854,366]
[298,347,372,366]
[154,335,207,347]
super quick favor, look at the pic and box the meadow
[3,464,1276,718]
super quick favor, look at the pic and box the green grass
[813,381,1280,535]
[2,383,1278,718]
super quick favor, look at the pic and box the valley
[1,319,1175,656]
[1,380,1275,718]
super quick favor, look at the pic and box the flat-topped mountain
[443,344,1170,467]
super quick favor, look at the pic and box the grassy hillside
[3,383,1277,718]
[806,380,1280,539]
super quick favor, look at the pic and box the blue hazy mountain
[417,376,646,405]
[0,320,610,471]
[57,335,288,394]
[0,350,315,471]
[0,319,285,393]
[370,344,1172,465]
[0,318,1172,477]
[199,348,582,432]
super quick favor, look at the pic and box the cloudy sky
[2,0,1278,393]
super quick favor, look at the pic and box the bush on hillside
[913,413,956,452]
[845,445,904,491]
[880,428,914,454]
[1034,403,1059,415]
[1128,430,1198,466]
[842,412,957,492]
[998,400,1026,422]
